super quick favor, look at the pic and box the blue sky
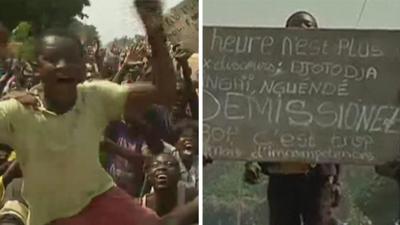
[204,0,400,29]
[82,0,182,44]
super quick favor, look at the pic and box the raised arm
[100,138,147,163]
[124,0,176,119]
[112,63,128,84]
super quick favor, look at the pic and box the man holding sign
[244,11,340,225]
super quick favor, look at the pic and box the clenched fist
[134,0,163,33]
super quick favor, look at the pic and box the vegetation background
[204,162,398,225]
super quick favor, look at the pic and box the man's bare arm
[100,139,147,163]
[124,0,176,119]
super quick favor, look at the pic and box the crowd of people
[0,0,198,224]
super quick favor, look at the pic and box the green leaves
[17,37,36,61]
[0,0,91,33]
[69,19,100,45]
[205,163,399,225]
[11,22,32,42]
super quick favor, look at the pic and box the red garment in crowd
[53,187,160,225]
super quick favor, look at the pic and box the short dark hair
[151,152,179,167]
[36,28,84,56]
[178,122,198,137]
[286,11,318,28]
[0,143,12,152]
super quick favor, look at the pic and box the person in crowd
[0,159,22,204]
[172,44,198,121]
[0,144,13,175]
[2,61,39,94]
[0,23,8,60]
[17,61,39,91]
[112,46,146,84]
[244,11,340,225]
[140,152,197,218]
[0,176,26,225]
[0,0,200,224]
[0,62,9,92]
[102,46,120,80]
[145,81,198,146]
[141,121,186,175]
[101,104,192,197]
[0,144,12,167]
[101,120,147,197]
[175,123,198,188]
[0,153,34,225]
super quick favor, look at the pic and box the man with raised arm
[0,0,192,224]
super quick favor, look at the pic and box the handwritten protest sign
[204,26,400,164]
[163,0,198,53]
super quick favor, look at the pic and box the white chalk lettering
[281,36,329,56]
[290,60,379,81]
[224,92,247,120]
[210,28,275,54]
[203,90,221,121]
[286,100,313,126]
[337,38,384,58]
[314,102,338,128]
[369,106,390,132]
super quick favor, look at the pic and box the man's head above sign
[286,11,318,29]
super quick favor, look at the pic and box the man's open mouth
[155,173,168,185]
[182,148,193,156]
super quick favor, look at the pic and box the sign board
[163,0,198,53]
[203,26,400,164]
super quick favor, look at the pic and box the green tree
[0,0,90,33]
[10,19,100,61]
[10,22,35,61]
[69,19,100,45]
[11,22,32,42]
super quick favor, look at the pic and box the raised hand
[244,161,262,184]
[2,160,22,187]
[173,44,192,66]
[2,92,39,110]
[203,155,213,167]
[134,0,163,34]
